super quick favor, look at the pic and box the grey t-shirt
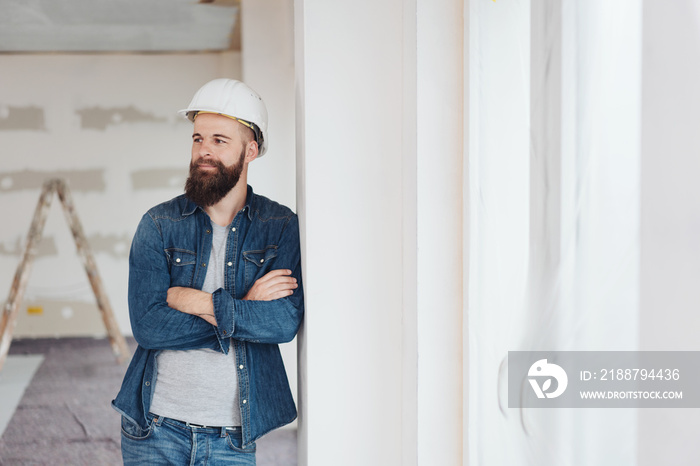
[149,221,241,426]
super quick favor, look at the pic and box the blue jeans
[121,413,256,465]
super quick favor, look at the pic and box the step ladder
[0,178,129,372]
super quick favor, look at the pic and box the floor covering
[0,337,297,465]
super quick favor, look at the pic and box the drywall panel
[0,52,242,337]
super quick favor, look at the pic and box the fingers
[243,269,298,301]
[264,278,298,297]
[255,269,297,291]
[256,269,293,283]
[250,279,297,300]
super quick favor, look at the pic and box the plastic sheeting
[468,1,641,464]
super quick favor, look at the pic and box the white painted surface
[242,0,296,212]
[414,0,464,464]
[296,1,405,464]
[296,1,465,464]
[401,1,419,464]
[0,355,44,437]
[639,1,700,464]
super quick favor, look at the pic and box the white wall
[0,52,241,337]
[242,0,296,212]
[639,1,700,464]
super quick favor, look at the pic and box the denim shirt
[112,185,304,447]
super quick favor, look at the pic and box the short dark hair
[238,123,256,146]
[238,121,263,154]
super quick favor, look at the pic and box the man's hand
[167,287,217,326]
[244,269,298,301]
[167,269,297,325]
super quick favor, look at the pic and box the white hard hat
[179,78,269,156]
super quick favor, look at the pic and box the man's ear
[245,140,259,163]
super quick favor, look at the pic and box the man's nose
[198,140,213,157]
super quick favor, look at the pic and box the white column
[295,1,405,464]
[295,0,465,464]
[414,0,465,464]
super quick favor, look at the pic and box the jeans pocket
[121,415,152,441]
[225,431,256,454]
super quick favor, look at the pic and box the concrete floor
[0,337,297,465]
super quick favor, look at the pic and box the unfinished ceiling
[0,0,240,52]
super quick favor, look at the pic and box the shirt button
[227,262,233,267]
[206,229,211,234]
[242,399,247,404]
[222,330,227,335]
[202,263,206,267]
[231,227,236,232]
[260,259,264,263]
[145,381,150,386]
[239,365,244,370]
[176,258,181,263]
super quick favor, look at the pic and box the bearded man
[113,79,303,465]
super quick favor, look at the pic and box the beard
[184,149,245,207]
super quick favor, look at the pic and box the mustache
[191,159,225,170]
[193,158,221,166]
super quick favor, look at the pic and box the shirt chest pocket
[243,246,279,289]
[165,248,197,287]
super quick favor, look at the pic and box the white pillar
[414,0,465,464]
[295,1,405,464]
[295,0,465,464]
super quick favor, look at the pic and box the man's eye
[215,138,226,144]
[193,137,202,143]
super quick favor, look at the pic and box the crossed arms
[167,269,298,326]
[128,212,303,352]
